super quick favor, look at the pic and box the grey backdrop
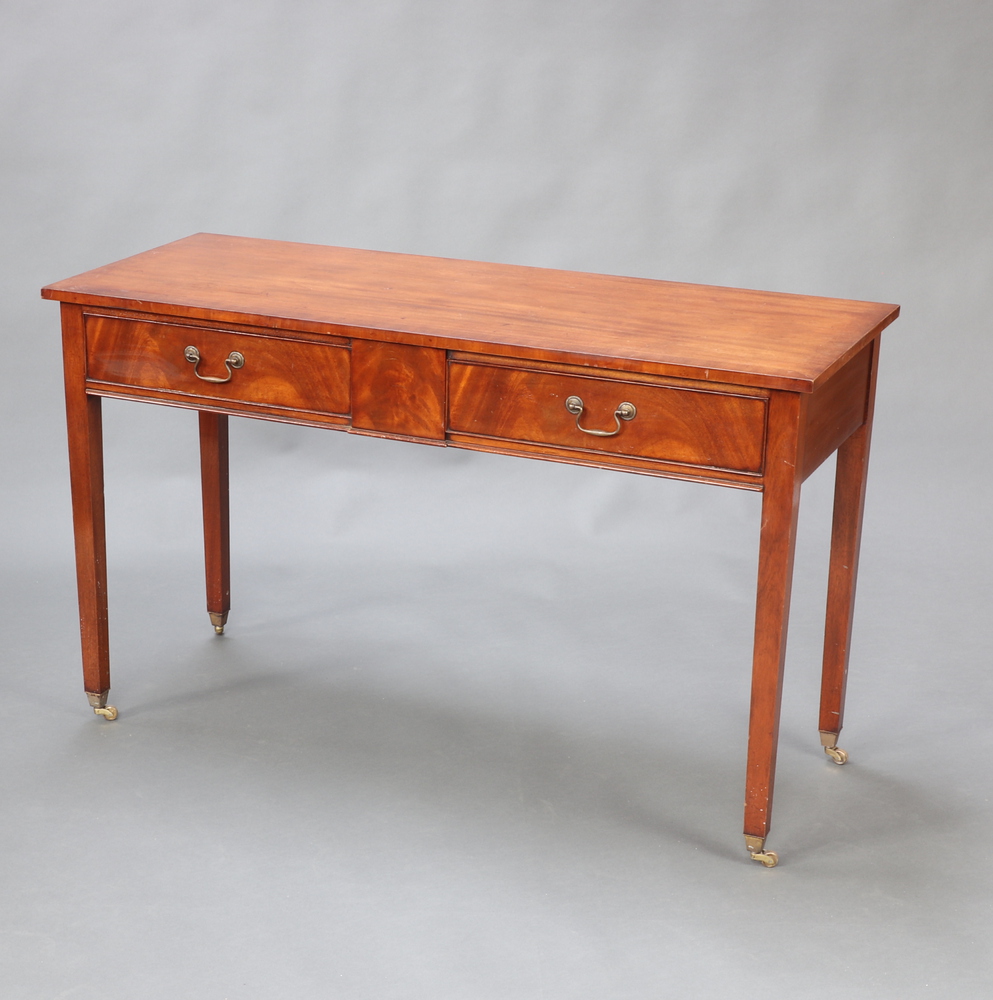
[2,2,991,998]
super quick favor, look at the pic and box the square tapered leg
[199,411,230,634]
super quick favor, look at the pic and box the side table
[43,234,899,865]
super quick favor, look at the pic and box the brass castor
[87,692,118,721]
[744,835,779,868]
[819,731,849,765]
[209,611,228,636]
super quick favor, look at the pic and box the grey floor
[2,403,991,999]
[3,1,993,996]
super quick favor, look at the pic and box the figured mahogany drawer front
[84,314,350,417]
[448,361,767,473]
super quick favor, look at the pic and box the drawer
[84,314,350,420]
[448,359,767,474]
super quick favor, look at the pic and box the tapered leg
[62,304,116,719]
[818,419,875,763]
[199,411,230,634]
[743,391,805,866]
[817,337,879,763]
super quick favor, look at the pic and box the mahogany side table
[42,234,899,866]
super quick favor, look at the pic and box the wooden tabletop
[43,233,899,392]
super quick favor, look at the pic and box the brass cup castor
[87,692,118,721]
[209,611,228,635]
[744,835,779,868]
[819,731,849,765]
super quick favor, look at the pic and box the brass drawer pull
[184,345,245,383]
[564,395,637,437]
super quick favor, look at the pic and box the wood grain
[801,343,871,480]
[351,340,446,440]
[61,303,110,699]
[43,233,899,392]
[84,312,350,419]
[445,434,766,489]
[45,236,899,858]
[744,389,806,841]
[448,359,767,474]
[199,412,230,626]
[819,337,880,739]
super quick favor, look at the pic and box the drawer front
[84,314,350,418]
[352,340,446,440]
[448,361,767,474]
